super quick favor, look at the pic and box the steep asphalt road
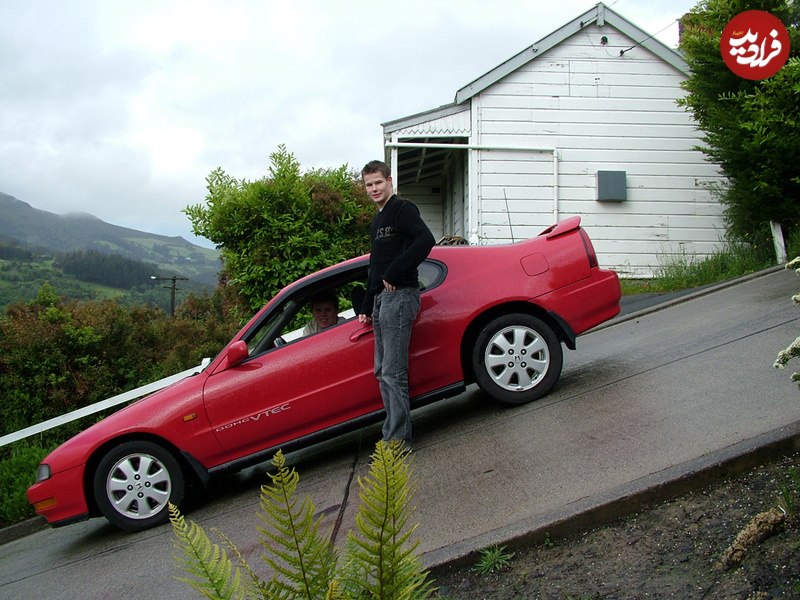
[1,266,799,599]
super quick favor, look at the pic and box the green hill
[0,192,220,286]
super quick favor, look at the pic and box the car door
[202,317,379,461]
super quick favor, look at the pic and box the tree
[679,0,800,242]
[57,249,160,288]
[184,146,374,316]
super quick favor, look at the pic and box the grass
[619,237,793,295]
[776,465,800,517]
[473,544,515,575]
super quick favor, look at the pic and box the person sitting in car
[302,291,346,335]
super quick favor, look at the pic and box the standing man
[358,160,435,448]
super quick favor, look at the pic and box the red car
[28,216,620,531]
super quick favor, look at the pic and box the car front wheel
[92,440,184,531]
[472,313,563,405]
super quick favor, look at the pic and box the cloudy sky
[1,0,699,248]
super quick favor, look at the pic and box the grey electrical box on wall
[596,170,627,202]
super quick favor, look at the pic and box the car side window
[242,264,371,356]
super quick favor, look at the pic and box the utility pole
[150,275,189,316]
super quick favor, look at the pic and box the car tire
[472,313,563,405]
[92,440,184,532]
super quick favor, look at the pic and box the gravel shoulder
[431,453,800,600]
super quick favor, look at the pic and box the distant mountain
[0,192,221,286]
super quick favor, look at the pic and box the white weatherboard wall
[397,182,445,241]
[471,26,724,277]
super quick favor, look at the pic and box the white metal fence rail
[0,359,210,449]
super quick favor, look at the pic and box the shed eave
[382,102,469,134]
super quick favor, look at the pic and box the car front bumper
[27,463,91,527]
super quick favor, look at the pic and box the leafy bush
[0,283,240,452]
[184,145,374,316]
[0,442,52,526]
[171,442,433,600]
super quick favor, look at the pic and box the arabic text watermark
[720,10,790,80]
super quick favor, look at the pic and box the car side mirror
[226,340,249,366]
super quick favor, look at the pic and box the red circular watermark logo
[720,10,790,80]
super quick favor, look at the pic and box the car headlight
[36,464,51,483]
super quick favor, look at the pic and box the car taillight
[579,229,599,269]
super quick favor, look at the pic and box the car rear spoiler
[539,215,582,239]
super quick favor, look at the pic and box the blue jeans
[372,287,421,447]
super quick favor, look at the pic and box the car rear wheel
[92,440,184,531]
[472,313,563,405]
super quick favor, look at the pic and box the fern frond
[214,527,268,599]
[341,441,433,600]
[170,445,433,600]
[170,503,245,600]
[257,450,337,600]
[324,578,345,600]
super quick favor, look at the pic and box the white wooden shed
[382,2,725,278]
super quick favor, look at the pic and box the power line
[620,18,681,56]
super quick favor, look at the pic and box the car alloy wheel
[472,313,563,404]
[93,440,184,531]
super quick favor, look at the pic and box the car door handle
[350,327,374,342]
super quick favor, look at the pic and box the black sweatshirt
[360,195,435,316]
